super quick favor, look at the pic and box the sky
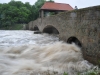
[0,0,100,9]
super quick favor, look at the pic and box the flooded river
[0,30,94,75]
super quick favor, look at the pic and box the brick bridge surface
[26,5,100,65]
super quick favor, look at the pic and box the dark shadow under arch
[33,25,39,31]
[43,25,59,34]
[67,36,82,48]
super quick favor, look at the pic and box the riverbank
[0,24,25,30]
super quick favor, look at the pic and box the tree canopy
[0,0,54,29]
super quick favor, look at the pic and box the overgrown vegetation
[0,24,24,30]
[0,0,54,30]
[63,66,100,75]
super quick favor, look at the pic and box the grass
[0,24,25,30]
[63,72,68,75]
[63,66,100,75]
[11,24,24,30]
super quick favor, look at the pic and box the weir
[26,5,100,65]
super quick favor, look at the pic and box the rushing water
[0,30,94,75]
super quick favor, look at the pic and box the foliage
[81,67,100,75]
[63,66,100,75]
[0,0,54,29]
[48,0,55,2]
[63,72,68,75]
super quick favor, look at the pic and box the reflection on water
[0,30,94,75]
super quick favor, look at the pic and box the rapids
[0,30,94,75]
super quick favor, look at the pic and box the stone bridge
[26,5,100,65]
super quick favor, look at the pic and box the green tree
[8,0,24,8]
[34,0,46,19]
[18,7,31,23]
[0,0,55,29]
[48,0,54,2]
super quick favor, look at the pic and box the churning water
[0,30,94,75]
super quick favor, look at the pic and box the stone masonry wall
[27,5,100,65]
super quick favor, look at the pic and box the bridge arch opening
[33,25,39,31]
[67,36,82,48]
[43,25,59,34]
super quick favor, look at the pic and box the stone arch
[43,25,59,34]
[33,25,39,31]
[67,36,82,48]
